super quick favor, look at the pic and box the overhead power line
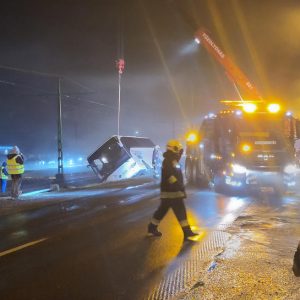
[0,78,116,110]
[0,64,94,92]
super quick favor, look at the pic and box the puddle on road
[240,221,273,229]
[215,235,242,260]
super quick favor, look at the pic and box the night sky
[1,0,300,160]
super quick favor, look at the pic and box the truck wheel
[214,175,225,193]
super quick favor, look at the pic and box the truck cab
[185,102,300,195]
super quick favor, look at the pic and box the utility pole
[116,58,125,136]
[0,65,97,188]
[118,71,121,136]
[172,121,175,138]
[56,77,64,186]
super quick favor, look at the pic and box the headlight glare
[284,164,297,174]
[231,163,247,174]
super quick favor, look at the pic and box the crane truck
[185,29,299,194]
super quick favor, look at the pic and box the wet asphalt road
[0,184,255,300]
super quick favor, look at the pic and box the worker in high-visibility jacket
[0,162,9,193]
[6,146,24,199]
[147,139,198,240]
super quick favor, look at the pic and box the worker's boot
[147,223,162,237]
[182,226,198,240]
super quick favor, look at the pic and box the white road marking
[0,238,48,257]
[22,189,50,197]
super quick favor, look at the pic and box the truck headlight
[231,163,247,174]
[284,164,298,174]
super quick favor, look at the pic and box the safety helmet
[166,139,183,154]
[9,146,20,155]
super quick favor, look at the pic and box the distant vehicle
[185,101,300,195]
[87,136,162,183]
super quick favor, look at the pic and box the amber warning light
[186,132,199,143]
[241,143,252,153]
[242,103,257,113]
[267,103,280,113]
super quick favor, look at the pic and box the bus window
[94,159,103,170]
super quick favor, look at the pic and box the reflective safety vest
[7,156,24,175]
[160,191,186,199]
[160,155,186,199]
[0,166,8,180]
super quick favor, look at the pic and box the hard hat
[9,146,20,155]
[166,139,183,154]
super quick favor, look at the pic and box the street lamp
[194,37,200,44]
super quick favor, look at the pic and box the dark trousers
[152,198,188,226]
[11,174,22,198]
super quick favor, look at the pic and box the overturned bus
[87,136,162,183]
